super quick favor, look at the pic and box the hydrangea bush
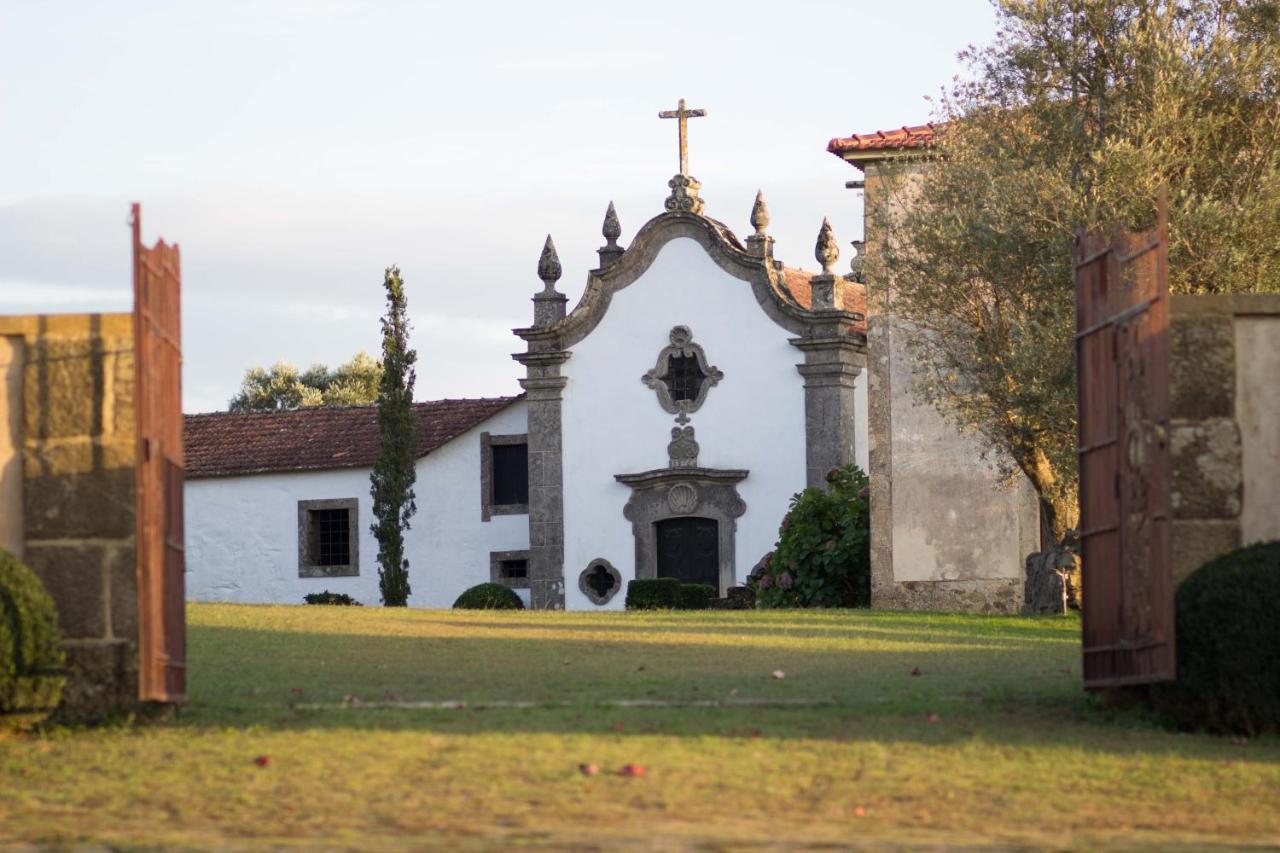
[749,465,871,609]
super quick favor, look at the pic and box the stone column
[792,327,865,488]
[790,220,868,488]
[516,351,569,609]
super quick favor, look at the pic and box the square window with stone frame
[480,432,529,521]
[297,498,359,577]
[490,549,531,591]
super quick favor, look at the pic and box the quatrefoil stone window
[641,326,723,417]
[579,558,622,605]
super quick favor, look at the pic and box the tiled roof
[184,396,521,479]
[827,123,939,156]
[781,267,867,333]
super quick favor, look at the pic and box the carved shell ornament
[641,326,724,417]
[667,483,699,514]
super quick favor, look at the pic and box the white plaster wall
[885,317,1040,582]
[0,337,22,558]
[185,401,529,606]
[1235,315,1280,547]
[560,237,810,610]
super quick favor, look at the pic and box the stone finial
[665,174,705,216]
[603,201,621,243]
[815,217,839,275]
[745,189,774,258]
[598,202,625,267]
[537,234,562,288]
[533,234,568,328]
[847,239,865,283]
[750,190,769,236]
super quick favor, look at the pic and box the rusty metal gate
[131,203,187,703]
[1074,193,1174,689]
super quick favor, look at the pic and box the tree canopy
[227,352,383,412]
[873,0,1280,540]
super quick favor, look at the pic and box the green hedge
[0,549,66,732]
[676,584,716,610]
[453,583,524,610]
[1162,540,1280,735]
[625,578,681,610]
[303,591,362,606]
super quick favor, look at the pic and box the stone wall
[1169,294,1280,585]
[0,313,140,719]
[862,161,1041,613]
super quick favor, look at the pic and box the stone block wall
[1169,294,1280,585]
[0,313,141,719]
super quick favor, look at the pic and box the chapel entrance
[655,517,719,588]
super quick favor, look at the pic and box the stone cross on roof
[658,98,706,177]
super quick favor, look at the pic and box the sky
[0,0,998,413]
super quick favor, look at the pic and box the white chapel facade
[184,108,1038,612]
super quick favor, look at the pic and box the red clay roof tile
[184,396,520,479]
[827,122,940,156]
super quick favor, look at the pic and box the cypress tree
[370,266,417,606]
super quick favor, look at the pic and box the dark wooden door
[1074,192,1174,689]
[132,203,187,703]
[655,517,719,588]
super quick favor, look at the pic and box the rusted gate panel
[1074,194,1174,689]
[132,203,187,703]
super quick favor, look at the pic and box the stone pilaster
[515,350,569,609]
[791,328,865,489]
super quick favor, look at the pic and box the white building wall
[560,237,812,610]
[185,401,529,607]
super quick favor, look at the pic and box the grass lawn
[3,604,1279,850]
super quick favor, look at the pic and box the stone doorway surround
[614,467,747,596]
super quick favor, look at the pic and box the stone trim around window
[297,497,359,578]
[490,549,531,590]
[480,431,530,522]
[615,467,748,597]
[641,326,724,418]
[578,558,623,606]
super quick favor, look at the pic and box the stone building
[826,124,1041,611]
[185,106,872,609]
[0,313,143,716]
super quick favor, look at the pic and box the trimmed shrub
[1161,540,1280,735]
[676,584,716,611]
[453,583,524,610]
[625,578,681,610]
[303,591,362,606]
[0,549,66,731]
[751,464,870,608]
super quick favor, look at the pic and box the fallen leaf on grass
[910,667,922,676]
[253,755,271,768]
[619,764,646,777]
[578,763,599,776]
[771,670,786,680]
